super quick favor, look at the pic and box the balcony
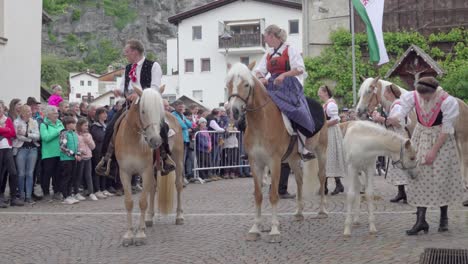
[218,33,265,54]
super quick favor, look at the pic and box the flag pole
[351,0,357,107]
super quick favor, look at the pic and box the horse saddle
[282,97,325,138]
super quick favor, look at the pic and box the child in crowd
[59,116,81,205]
[76,118,97,201]
[90,108,111,199]
[195,118,211,179]
[48,85,64,107]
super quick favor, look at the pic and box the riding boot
[159,122,176,176]
[406,207,429,235]
[390,185,407,203]
[438,205,449,232]
[331,177,344,195]
[96,141,114,177]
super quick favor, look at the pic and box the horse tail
[303,159,321,199]
[157,170,175,215]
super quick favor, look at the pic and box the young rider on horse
[96,39,175,176]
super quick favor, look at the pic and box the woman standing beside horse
[388,76,464,235]
[372,84,410,203]
[317,85,346,195]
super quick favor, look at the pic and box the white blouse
[254,44,307,83]
[399,91,459,134]
[388,101,407,129]
[326,101,340,122]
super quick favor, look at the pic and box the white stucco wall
[172,0,302,108]
[0,0,42,104]
[69,74,100,103]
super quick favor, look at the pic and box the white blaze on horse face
[356,78,375,118]
[226,63,255,120]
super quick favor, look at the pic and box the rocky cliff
[42,0,213,71]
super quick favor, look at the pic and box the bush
[71,8,81,22]
[304,28,468,106]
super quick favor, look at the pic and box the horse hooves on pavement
[268,234,281,243]
[175,218,184,225]
[246,232,261,241]
[145,220,153,228]
[122,238,134,247]
[294,214,305,222]
[134,238,146,246]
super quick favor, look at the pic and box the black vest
[416,110,443,126]
[124,59,155,95]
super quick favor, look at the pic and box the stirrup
[301,152,316,161]
[160,156,176,176]
[96,157,112,176]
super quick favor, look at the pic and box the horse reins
[228,78,272,113]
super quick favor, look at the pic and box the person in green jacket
[59,116,81,205]
[40,105,64,200]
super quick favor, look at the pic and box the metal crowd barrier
[191,130,250,184]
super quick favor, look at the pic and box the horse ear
[132,85,143,97]
[248,61,256,71]
[159,84,166,94]
[360,75,366,82]
[373,76,381,83]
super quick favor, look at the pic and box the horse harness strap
[281,135,297,162]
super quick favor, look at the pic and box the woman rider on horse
[245,24,315,160]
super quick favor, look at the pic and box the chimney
[86,69,90,74]
[107,65,114,73]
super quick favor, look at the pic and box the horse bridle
[366,82,382,115]
[227,78,271,113]
[391,143,417,171]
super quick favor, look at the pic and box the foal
[342,121,417,236]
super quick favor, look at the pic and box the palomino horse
[341,121,418,236]
[114,86,183,246]
[356,77,468,191]
[227,62,328,243]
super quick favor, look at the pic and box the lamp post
[220,31,233,101]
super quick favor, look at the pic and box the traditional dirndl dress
[254,44,315,136]
[385,100,409,186]
[324,99,346,178]
[400,90,464,208]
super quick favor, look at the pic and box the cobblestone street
[1,176,468,264]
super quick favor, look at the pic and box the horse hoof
[353,222,361,227]
[261,225,271,233]
[145,220,153,228]
[122,238,133,247]
[246,232,261,241]
[294,214,305,222]
[268,234,281,243]
[134,237,146,246]
[175,218,184,225]
[343,233,351,238]
[312,212,328,219]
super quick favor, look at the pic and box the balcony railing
[219,33,264,49]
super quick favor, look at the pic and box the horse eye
[142,111,145,114]
[244,83,249,88]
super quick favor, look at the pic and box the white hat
[198,117,207,124]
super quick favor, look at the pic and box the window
[110,97,115,106]
[80,80,84,86]
[76,93,81,99]
[193,90,203,102]
[201,58,211,72]
[185,59,194,73]
[240,57,250,66]
[88,80,92,86]
[192,26,202,40]
[289,20,299,34]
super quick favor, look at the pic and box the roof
[70,72,101,79]
[90,91,114,104]
[99,68,125,81]
[172,94,211,111]
[385,44,445,79]
[168,0,302,25]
